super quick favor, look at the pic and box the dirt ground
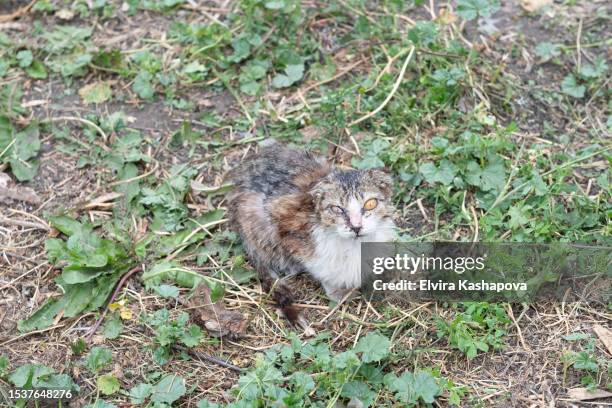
[0,0,610,407]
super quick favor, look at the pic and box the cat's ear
[365,169,394,197]
[309,177,333,207]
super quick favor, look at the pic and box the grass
[0,0,610,407]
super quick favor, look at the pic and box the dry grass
[0,0,611,406]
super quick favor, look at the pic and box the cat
[227,143,396,325]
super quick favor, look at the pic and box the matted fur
[227,144,396,323]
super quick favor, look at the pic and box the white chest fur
[304,221,396,290]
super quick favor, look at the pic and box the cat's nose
[350,225,362,235]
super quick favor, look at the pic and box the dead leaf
[91,335,106,345]
[567,388,612,401]
[109,299,132,320]
[436,7,458,25]
[0,172,41,204]
[55,8,75,20]
[198,99,214,108]
[593,324,612,355]
[119,308,133,320]
[520,0,552,12]
[78,81,112,104]
[184,283,248,339]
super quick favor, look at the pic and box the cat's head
[311,169,396,240]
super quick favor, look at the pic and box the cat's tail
[262,275,311,332]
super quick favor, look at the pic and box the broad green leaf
[289,371,315,395]
[352,138,390,169]
[474,340,489,352]
[579,57,608,79]
[384,372,417,404]
[61,268,106,284]
[17,297,67,332]
[239,81,260,95]
[36,372,76,390]
[355,332,391,363]
[466,159,506,193]
[153,284,180,298]
[507,205,530,229]
[8,364,78,402]
[129,383,153,404]
[97,374,120,395]
[180,324,202,347]
[79,272,123,314]
[359,364,385,385]
[151,374,186,404]
[561,74,585,98]
[534,42,560,60]
[48,215,85,236]
[8,124,41,181]
[102,312,124,340]
[85,347,112,373]
[456,0,500,20]
[45,238,67,263]
[43,26,93,53]
[183,60,207,75]
[142,261,203,288]
[412,371,441,403]
[62,281,105,316]
[240,60,268,80]
[384,370,441,404]
[16,50,33,68]
[574,352,598,372]
[9,364,54,387]
[333,350,360,369]
[26,60,48,79]
[133,71,155,99]
[229,38,250,63]
[408,21,438,46]
[48,52,92,77]
[9,157,39,181]
[272,64,304,88]
[419,160,457,186]
[285,64,304,82]
[272,73,292,88]
[341,382,377,407]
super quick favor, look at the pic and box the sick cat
[227,143,396,324]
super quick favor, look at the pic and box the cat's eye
[329,205,345,215]
[363,198,378,211]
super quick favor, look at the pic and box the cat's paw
[323,285,357,303]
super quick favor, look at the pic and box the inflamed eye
[329,205,345,215]
[363,198,378,211]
